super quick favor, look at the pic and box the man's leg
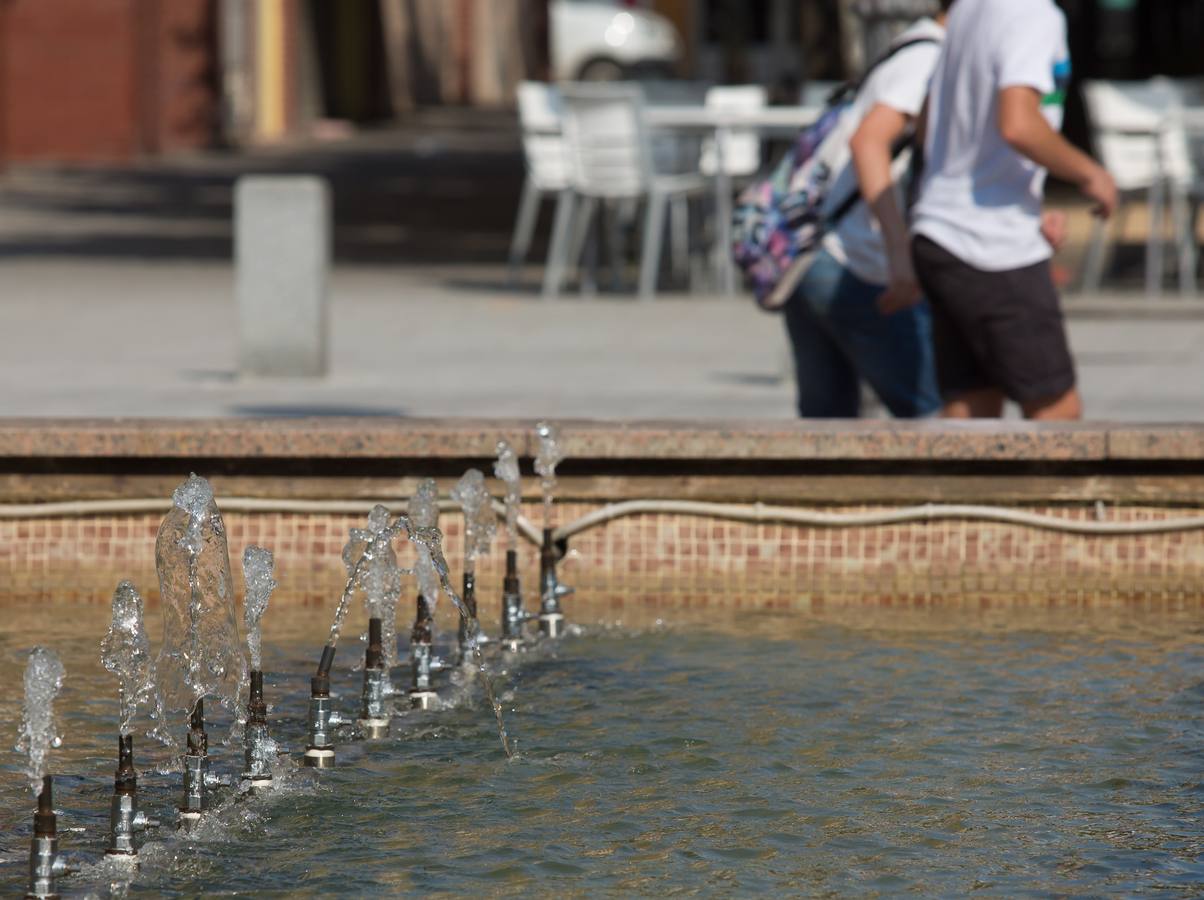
[944,388,1006,418]
[1022,387,1082,420]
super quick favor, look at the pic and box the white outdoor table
[644,105,823,296]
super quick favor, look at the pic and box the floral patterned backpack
[732,37,937,311]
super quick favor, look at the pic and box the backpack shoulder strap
[826,35,940,107]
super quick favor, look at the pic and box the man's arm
[997,86,1117,217]
[848,102,920,313]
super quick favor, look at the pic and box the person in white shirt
[783,4,952,419]
[910,0,1117,420]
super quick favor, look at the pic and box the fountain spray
[19,648,66,900]
[100,581,156,857]
[154,475,246,810]
[242,546,277,787]
[494,441,527,649]
[451,469,497,664]
[305,510,402,767]
[409,479,441,710]
[535,422,574,637]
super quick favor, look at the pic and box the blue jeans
[783,248,940,418]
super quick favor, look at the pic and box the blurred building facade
[0,0,1200,165]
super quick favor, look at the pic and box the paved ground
[3,258,1204,421]
[1,112,1202,422]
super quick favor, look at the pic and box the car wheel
[578,58,625,82]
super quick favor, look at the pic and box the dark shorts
[911,234,1076,405]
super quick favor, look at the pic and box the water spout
[242,547,278,788]
[494,440,523,552]
[154,475,246,735]
[534,421,565,532]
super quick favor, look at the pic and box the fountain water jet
[534,423,573,637]
[154,475,245,820]
[99,581,156,857]
[451,469,497,664]
[494,441,528,649]
[242,546,278,787]
[17,648,66,900]
[408,480,441,710]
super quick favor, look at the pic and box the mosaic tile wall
[2,502,1203,615]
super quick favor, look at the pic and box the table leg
[714,126,736,298]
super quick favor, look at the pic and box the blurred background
[1,0,1203,420]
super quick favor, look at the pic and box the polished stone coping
[0,418,1201,463]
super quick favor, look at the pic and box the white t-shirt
[821,18,944,287]
[912,0,1071,272]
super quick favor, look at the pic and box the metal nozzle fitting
[107,735,146,857]
[179,700,208,827]
[501,549,525,646]
[539,528,573,638]
[243,671,274,787]
[458,571,479,664]
[303,647,337,768]
[27,775,60,899]
[359,619,391,739]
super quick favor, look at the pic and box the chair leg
[639,191,669,302]
[1147,179,1166,299]
[1080,212,1111,293]
[603,201,625,292]
[568,196,598,276]
[575,198,600,298]
[1171,184,1197,296]
[541,190,577,302]
[670,195,689,287]
[507,176,541,285]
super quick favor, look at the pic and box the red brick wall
[0,0,217,164]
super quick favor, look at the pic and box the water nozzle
[108,735,152,857]
[27,775,61,898]
[501,549,525,647]
[458,571,480,664]
[311,644,336,697]
[539,528,572,638]
[410,593,438,710]
[187,698,207,755]
[304,647,337,767]
[366,617,384,670]
[243,670,275,788]
[115,735,136,794]
[34,776,55,838]
[248,671,267,726]
[359,617,390,739]
[180,699,209,827]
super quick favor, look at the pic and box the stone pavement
[2,258,1203,421]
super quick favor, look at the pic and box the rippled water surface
[1,604,1201,896]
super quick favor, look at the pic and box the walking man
[910,0,1117,419]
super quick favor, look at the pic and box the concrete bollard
[235,176,330,377]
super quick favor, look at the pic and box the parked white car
[551,0,683,81]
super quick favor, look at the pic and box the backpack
[732,37,938,311]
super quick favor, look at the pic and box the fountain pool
[1,602,1201,895]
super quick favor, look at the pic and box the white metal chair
[699,85,768,178]
[508,81,571,283]
[1082,78,1201,296]
[544,83,706,301]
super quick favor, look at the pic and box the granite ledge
[0,418,1200,464]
